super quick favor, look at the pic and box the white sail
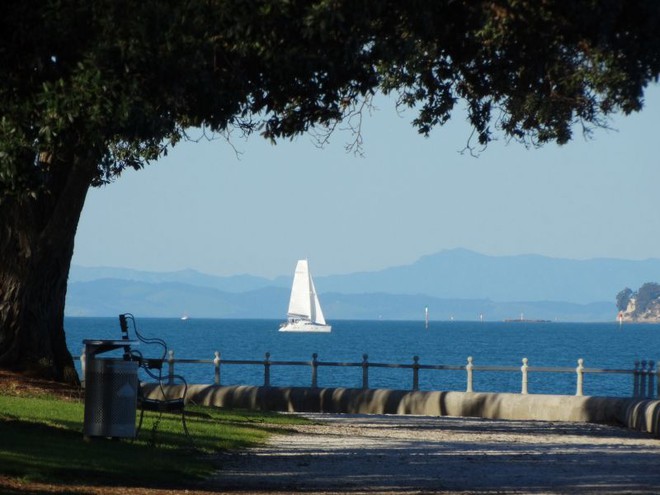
[287,260,312,318]
[280,259,331,332]
[308,274,326,325]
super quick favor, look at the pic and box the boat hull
[279,321,332,333]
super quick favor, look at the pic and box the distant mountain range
[66,249,660,321]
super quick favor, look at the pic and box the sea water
[64,317,660,398]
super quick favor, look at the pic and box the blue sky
[72,85,660,278]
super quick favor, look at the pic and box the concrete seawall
[142,384,660,437]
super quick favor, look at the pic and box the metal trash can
[83,340,138,439]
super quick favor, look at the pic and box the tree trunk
[0,154,96,385]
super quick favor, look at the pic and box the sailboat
[279,259,331,332]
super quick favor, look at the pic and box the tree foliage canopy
[632,282,660,313]
[616,287,633,311]
[2,0,659,198]
[2,1,660,382]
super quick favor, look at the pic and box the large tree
[2,1,659,384]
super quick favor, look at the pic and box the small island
[504,314,551,323]
[617,283,660,323]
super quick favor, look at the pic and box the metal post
[466,356,474,393]
[633,360,640,397]
[264,352,271,387]
[648,361,656,399]
[641,360,648,398]
[168,350,175,385]
[521,358,529,394]
[362,354,369,389]
[214,351,221,386]
[575,358,584,396]
[412,356,419,391]
[311,353,318,388]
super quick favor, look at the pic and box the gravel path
[207,413,660,494]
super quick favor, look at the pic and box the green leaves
[1,0,659,197]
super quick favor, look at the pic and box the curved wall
[142,384,660,437]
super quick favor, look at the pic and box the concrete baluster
[362,354,369,389]
[576,358,584,396]
[656,360,660,399]
[311,353,318,388]
[466,356,474,393]
[633,360,640,397]
[214,351,221,386]
[80,345,87,388]
[521,358,529,395]
[264,352,271,387]
[412,356,420,391]
[168,350,175,385]
[648,361,655,399]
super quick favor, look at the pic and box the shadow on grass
[0,391,311,492]
[1,418,211,490]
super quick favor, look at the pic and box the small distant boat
[180,313,189,321]
[279,259,331,333]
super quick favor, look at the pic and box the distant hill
[65,279,288,318]
[321,292,612,322]
[70,249,660,305]
[65,278,613,321]
[69,266,280,292]
[317,249,660,304]
[68,249,660,320]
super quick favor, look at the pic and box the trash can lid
[83,339,138,356]
[83,339,137,345]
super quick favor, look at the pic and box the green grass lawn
[0,390,308,490]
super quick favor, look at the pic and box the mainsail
[280,259,331,332]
